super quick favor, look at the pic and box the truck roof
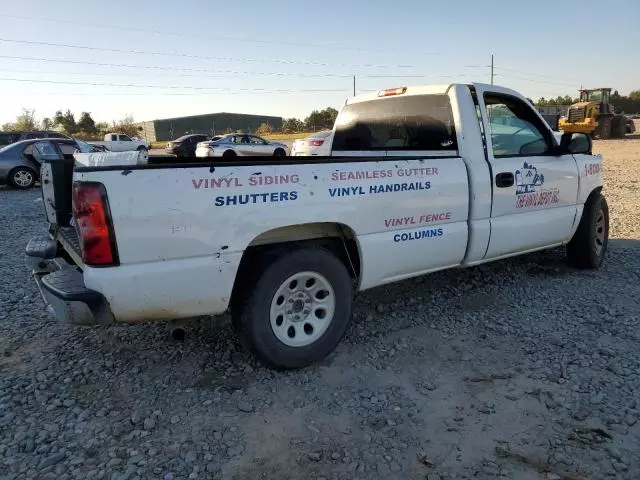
[344,82,524,105]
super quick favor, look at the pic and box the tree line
[536,90,640,113]
[251,107,340,136]
[1,109,142,139]
[3,106,340,139]
[281,107,339,133]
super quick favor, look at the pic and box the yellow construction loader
[559,88,632,139]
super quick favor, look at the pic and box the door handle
[495,172,515,188]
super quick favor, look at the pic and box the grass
[263,132,310,141]
[150,132,314,149]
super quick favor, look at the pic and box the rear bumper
[26,235,114,325]
[165,147,185,155]
[195,148,217,157]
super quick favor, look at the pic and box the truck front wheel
[233,247,353,368]
[566,192,609,269]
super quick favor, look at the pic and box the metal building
[139,112,283,142]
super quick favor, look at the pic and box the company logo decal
[515,162,544,194]
[514,162,559,209]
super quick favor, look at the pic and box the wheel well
[230,223,361,308]
[223,149,236,156]
[586,186,602,204]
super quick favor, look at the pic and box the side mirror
[560,132,592,155]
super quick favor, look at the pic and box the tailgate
[39,156,83,266]
[40,155,75,227]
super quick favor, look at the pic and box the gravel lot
[1,133,639,480]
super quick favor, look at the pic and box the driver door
[477,89,579,258]
[249,135,270,155]
[116,134,132,151]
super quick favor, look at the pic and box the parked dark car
[0,131,71,147]
[0,138,95,189]
[165,134,218,157]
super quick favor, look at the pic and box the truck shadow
[344,238,639,343]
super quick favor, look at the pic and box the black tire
[611,117,626,138]
[8,167,36,189]
[222,150,236,158]
[596,116,613,139]
[566,192,609,269]
[273,148,286,157]
[136,146,148,152]
[232,247,353,369]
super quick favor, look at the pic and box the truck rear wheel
[232,247,353,369]
[566,192,609,269]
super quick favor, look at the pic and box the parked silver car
[291,130,333,156]
[195,134,289,158]
[0,138,94,189]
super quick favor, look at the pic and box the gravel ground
[1,135,639,480]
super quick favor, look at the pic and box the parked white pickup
[89,133,149,152]
[27,83,608,369]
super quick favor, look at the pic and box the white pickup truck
[26,83,608,368]
[89,133,149,152]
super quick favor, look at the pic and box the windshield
[581,90,606,102]
[74,139,94,153]
[0,141,20,154]
[309,130,332,139]
[176,134,198,141]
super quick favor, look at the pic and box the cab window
[332,94,458,152]
[483,94,551,157]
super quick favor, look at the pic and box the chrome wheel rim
[594,209,605,255]
[13,170,33,187]
[270,271,335,347]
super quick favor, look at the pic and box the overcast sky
[1,0,638,125]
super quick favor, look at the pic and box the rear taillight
[309,140,324,147]
[72,182,118,266]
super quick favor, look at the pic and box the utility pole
[353,75,356,96]
[490,54,494,85]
